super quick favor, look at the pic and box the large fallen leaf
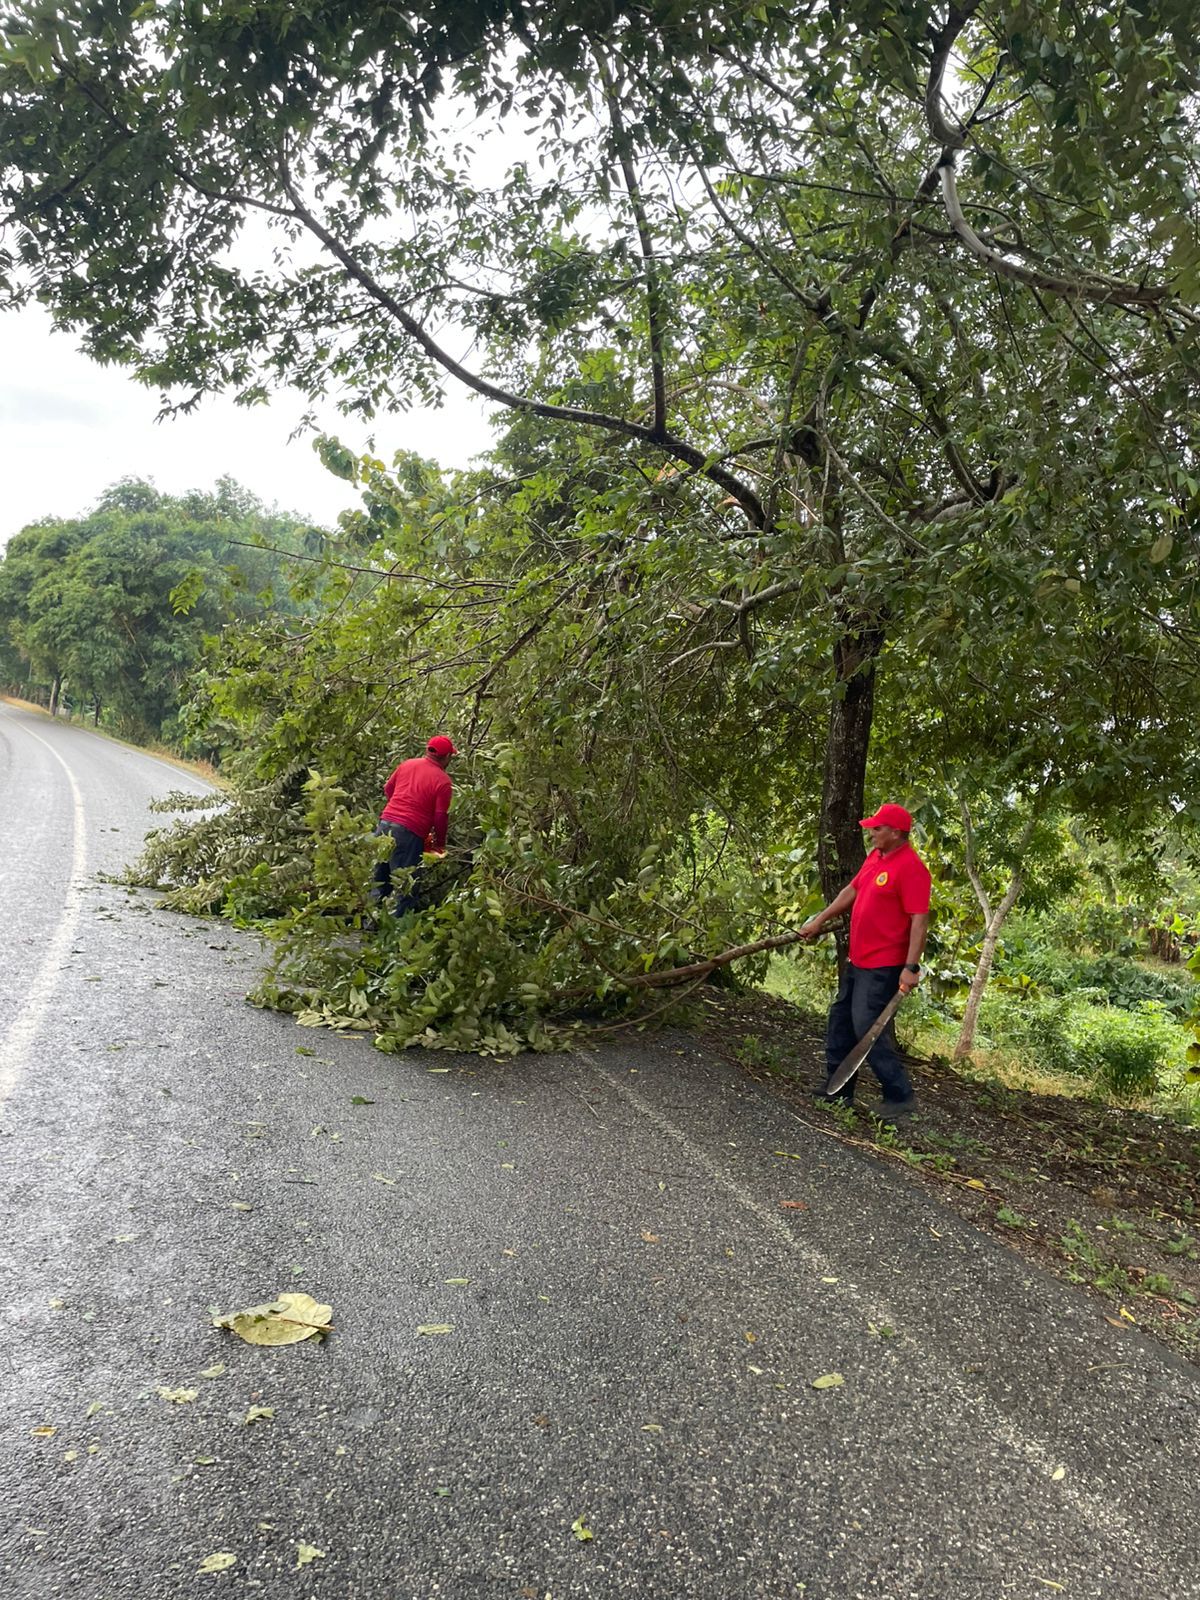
[214,1293,332,1346]
[811,1373,844,1390]
[198,1552,237,1574]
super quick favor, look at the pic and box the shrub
[1074,956,1195,1018]
[1069,1004,1177,1096]
[978,991,1077,1075]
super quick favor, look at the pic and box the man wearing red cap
[370,735,457,918]
[798,803,931,1122]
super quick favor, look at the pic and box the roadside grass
[698,983,1200,1366]
[763,950,1200,1125]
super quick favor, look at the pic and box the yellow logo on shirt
[875,871,889,886]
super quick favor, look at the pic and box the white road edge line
[0,718,88,1107]
[595,1062,1150,1561]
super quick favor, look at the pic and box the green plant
[1070,1005,1177,1096]
[1161,1233,1197,1259]
[1140,1272,1174,1297]
[978,992,1077,1075]
[733,1034,790,1073]
[995,1205,1034,1229]
[1061,1221,1102,1270]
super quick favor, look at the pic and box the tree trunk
[817,620,883,964]
[955,920,1005,1059]
[953,802,1037,1059]
[48,673,62,717]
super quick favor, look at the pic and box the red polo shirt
[849,843,931,968]
[380,756,452,848]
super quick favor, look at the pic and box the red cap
[426,735,457,756]
[860,803,912,831]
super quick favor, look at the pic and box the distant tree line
[0,477,326,746]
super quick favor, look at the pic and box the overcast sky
[0,305,499,550]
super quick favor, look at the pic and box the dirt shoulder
[691,987,1200,1367]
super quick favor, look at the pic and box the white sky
[0,305,499,549]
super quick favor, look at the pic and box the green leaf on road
[571,1515,594,1542]
[198,1553,236,1574]
[244,1406,275,1424]
[157,1386,199,1403]
[214,1293,332,1345]
[811,1373,844,1390]
[416,1323,454,1335]
[296,1543,326,1568]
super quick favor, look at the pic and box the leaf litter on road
[214,1293,332,1346]
[198,1553,236,1574]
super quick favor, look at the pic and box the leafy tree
[0,478,323,739]
[4,0,1200,890]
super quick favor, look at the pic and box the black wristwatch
[903,963,921,974]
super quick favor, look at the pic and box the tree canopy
[3,1,1200,1045]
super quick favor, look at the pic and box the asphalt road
[2,699,1199,1600]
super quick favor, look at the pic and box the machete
[825,989,909,1095]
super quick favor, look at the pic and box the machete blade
[825,989,908,1095]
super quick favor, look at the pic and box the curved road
[1,699,1198,1600]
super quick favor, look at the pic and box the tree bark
[816,620,883,963]
[954,917,1009,1059]
[953,803,1037,1058]
[48,673,62,717]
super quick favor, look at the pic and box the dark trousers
[370,822,425,917]
[824,962,913,1104]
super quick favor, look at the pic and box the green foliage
[978,991,1078,1078]
[12,2,1200,1050]
[1071,1005,1178,1097]
[978,988,1183,1098]
[0,478,323,742]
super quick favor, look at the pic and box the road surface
[2,699,1198,1600]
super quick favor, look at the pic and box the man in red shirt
[798,803,931,1122]
[370,735,456,918]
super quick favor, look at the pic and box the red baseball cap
[426,735,457,756]
[860,803,912,831]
